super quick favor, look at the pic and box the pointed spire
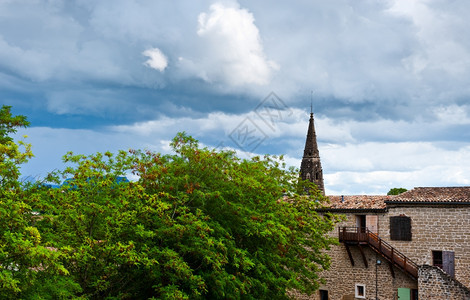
[303,112,320,158]
[300,107,325,195]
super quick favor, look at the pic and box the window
[390,216,412,240]
[432,250,443,269]
[433,250,455,277]
[355,284,366,299]
[319,289,328,300]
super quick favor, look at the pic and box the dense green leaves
[0,105,32,189]
[387,187,407,195]
[0,106,70,299]
[1,107,340,299]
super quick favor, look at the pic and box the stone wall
[302,213,417,300]
[418,265,470,299]
[378,205,470,287]
[295,205,470,299]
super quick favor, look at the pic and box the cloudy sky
[3,0,470,195]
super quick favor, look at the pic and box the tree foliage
[1,107,340,299]
[0,105,32,188]
[0,105,71,299]
[387,187,407,195]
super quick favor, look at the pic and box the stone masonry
[380,205,470,288]
[296,113,470,299]
[309,212,417,300]
[419,265,470,299]
[299,189,470,299]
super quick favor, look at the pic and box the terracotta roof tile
[390,186,470,203]
[324,195,392,209]
[319,186,470,210]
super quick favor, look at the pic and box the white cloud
[193,2,279,86]
[434,105,470,125]
[388,0,470,100]
[323,141,470,195]
[46,89,126,115]
[0,35,54,81]
[143,48,168,72]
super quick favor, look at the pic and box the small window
[432,250,443,269]
[433,250,455,277]
[319,289,328,300]
[355,284,366,299]
[390,216,412,240]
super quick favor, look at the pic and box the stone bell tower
[300,110,325,195]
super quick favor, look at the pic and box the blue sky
[3,0,470,195]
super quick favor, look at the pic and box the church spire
[300,110,325,195]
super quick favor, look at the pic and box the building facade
[297,113,470,299]
[313,191,470,299]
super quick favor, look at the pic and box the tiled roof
[319,187,470,211]
[324,195,392,209]
[388,187,470,203]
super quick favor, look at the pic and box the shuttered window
[434,250,455,277]
[390,216,412,241]
[443,251,455,277]
[366,215,378,234]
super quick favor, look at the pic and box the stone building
[297,113,470,300]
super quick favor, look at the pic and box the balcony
[338,227,418,280]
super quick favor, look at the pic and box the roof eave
[316,208,387,213]
[385,201,470,206]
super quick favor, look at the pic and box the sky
[2,0,470,195]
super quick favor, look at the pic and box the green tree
[0,105,73,299]
[387,188,407,195]
[0,105,31,188]
[33,132,340,299]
